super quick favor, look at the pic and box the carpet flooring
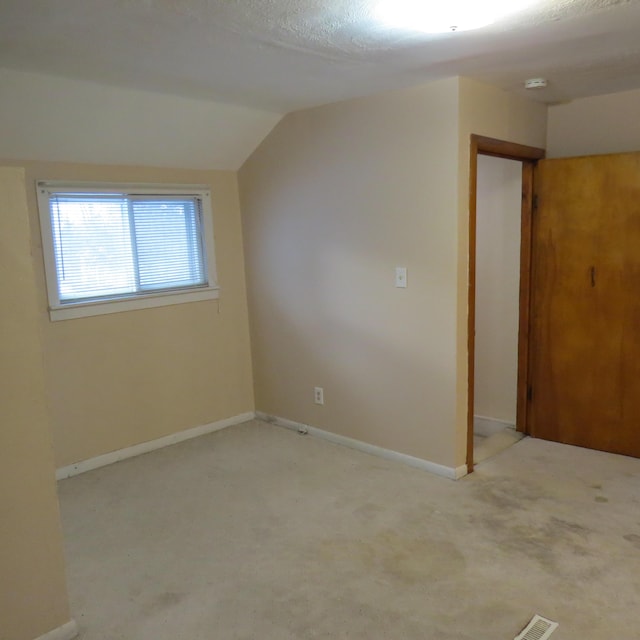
[474,428,525,464]
[58,419,640,639]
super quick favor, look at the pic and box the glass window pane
[131,197,206,291]
[50,196,136,301]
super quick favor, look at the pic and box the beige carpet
[58,419,640,639]
[474,428,525,464]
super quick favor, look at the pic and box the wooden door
[529,152,640,458]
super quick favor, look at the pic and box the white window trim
[37,181,220,321]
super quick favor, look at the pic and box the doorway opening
[473,154,524,464]
[466,135,545,473]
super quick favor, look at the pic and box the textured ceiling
[0,0,639,111]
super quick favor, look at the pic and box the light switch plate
[395,267,408,288]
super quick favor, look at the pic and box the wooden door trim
[470,135,546,161]
[466,135,545,474]
[516,162,536,437]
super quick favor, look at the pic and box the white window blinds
[48,191,207,304]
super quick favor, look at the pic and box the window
[37,182,219,320]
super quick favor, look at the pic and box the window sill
[49,286,220,321]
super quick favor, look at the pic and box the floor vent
[514,615,558,640]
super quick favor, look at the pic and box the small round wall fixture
[524,78,548,90]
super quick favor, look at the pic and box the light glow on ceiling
[375,0,537,33]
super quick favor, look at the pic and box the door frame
[466,135,546,474]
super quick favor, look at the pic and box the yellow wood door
[529,152,640,458]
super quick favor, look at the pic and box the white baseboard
[34,620,78,640]
[56,412,256,480]
[257,412,467,480]
[474,415,516,438]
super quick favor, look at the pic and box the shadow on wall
[251,237,457,466]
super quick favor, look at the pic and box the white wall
[547,88,640,158]
[0,68,282,170]
[474,155,522,426]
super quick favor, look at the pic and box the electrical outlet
[314,387,324,405]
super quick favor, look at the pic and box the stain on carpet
[469,509,594,573]
[623,534,640,550]
[474,477,547,511]
[318,530,466,585]
[144,591,186,614]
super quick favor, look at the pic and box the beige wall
[10,161,255,468]
[474,155,522,424]
[0,167,72,639]
[239,77,547,470]
[456,78,547,464]
[240,79,462,468]
[0,68,282,170]
[547,88,640,158]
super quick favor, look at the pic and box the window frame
[37,181,219,321]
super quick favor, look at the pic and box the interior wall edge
[0,164,72,640]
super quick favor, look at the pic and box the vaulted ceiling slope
[0,68,281,170]
[1,0,640,112]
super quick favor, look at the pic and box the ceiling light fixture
[375,0,536,33]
